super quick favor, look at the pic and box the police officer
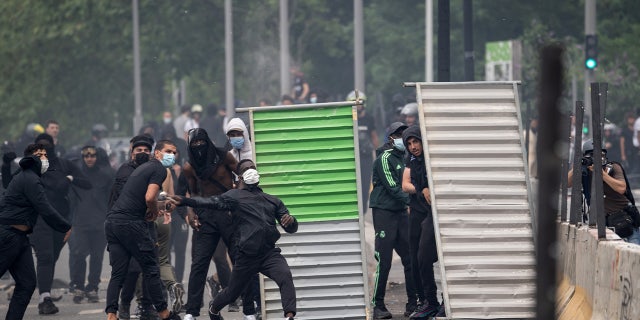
[346,91,379,212]
[0,143,71,320]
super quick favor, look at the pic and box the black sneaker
[38,297,60,315]
[435,302,446,317]
[208,300,224,320]
[206,276,222,300]
[409,303,438,319]
[86,290,100,303]
[404,300,418,317]
[372,305,392,319]
[73,290,85,304]
[209,310,224,320]
[119,303,131,320]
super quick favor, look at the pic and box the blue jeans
[625,227,640,245]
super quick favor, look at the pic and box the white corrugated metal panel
[263,220,367,319]
[250,105,369,319]
[417,82,535,319]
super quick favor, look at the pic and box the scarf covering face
[187,128,221,179]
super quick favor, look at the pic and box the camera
[581,156,593,167]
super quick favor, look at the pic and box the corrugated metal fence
[415,82,536,319]
[247,103,369,319]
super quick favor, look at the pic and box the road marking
[79,308,104,314]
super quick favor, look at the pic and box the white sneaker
[183,314,195,320]
[243,315,257,320]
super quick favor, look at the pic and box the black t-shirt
[107,159,167,220]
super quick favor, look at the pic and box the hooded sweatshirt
[187,128,228,180]
[402,125,430,212]
[0,156,71,233]
[224,118,253,161]
[71,161,114,228]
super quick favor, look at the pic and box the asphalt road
[0,208,419,319]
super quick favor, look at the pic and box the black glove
[2,152,16,164]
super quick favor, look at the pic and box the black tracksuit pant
[29,216,66,294]
[69,226,106,292]
[210,247,296,317]
[408,207,439,306]
[104,219,167,314]
[0,227,37,320]
[371,208,417,307]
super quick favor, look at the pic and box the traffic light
[585,35,598,69]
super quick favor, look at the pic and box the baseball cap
[387,122,408,136]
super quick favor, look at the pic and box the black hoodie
[0,156,71,233]
[71,161,114,228]
[402,125,430,212]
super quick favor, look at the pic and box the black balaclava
[35,133,57,162]
[187,128,220,179]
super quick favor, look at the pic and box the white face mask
[163,117,172,124]
[242,169,260,185]
[40,159,49,174]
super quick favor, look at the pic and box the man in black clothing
[0,143,72,320]
[104,140,180,320]
[169,159,298,320]
[108,134,158,319]
[30,133,92,314]
[68,146,114,303]
[401,126,442,318]
[181,128,241,319]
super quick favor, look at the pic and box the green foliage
[1,0,640,149]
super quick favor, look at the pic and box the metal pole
[132,0,143,135]
[570,102,585,225]
[225,0,235,118]
[590,83,606,238]
[535,44,564,320]
[463,0,474,81]
[560,114,571,222]
[279,0,290,96]
[425,0,433,82]
[584,0,596,135]
[354,0,365,92]
[437,0,450,82]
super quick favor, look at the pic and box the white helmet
[346,90,366,102]
[401,102,419,116]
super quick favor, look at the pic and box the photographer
[568,140,640,244]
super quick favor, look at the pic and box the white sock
[39,292,50,303]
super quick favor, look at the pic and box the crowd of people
[0,84,437,320]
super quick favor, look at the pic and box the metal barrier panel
[249,104,369,319]
[415,82,536,319]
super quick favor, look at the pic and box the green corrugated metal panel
[252,105,358,222]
